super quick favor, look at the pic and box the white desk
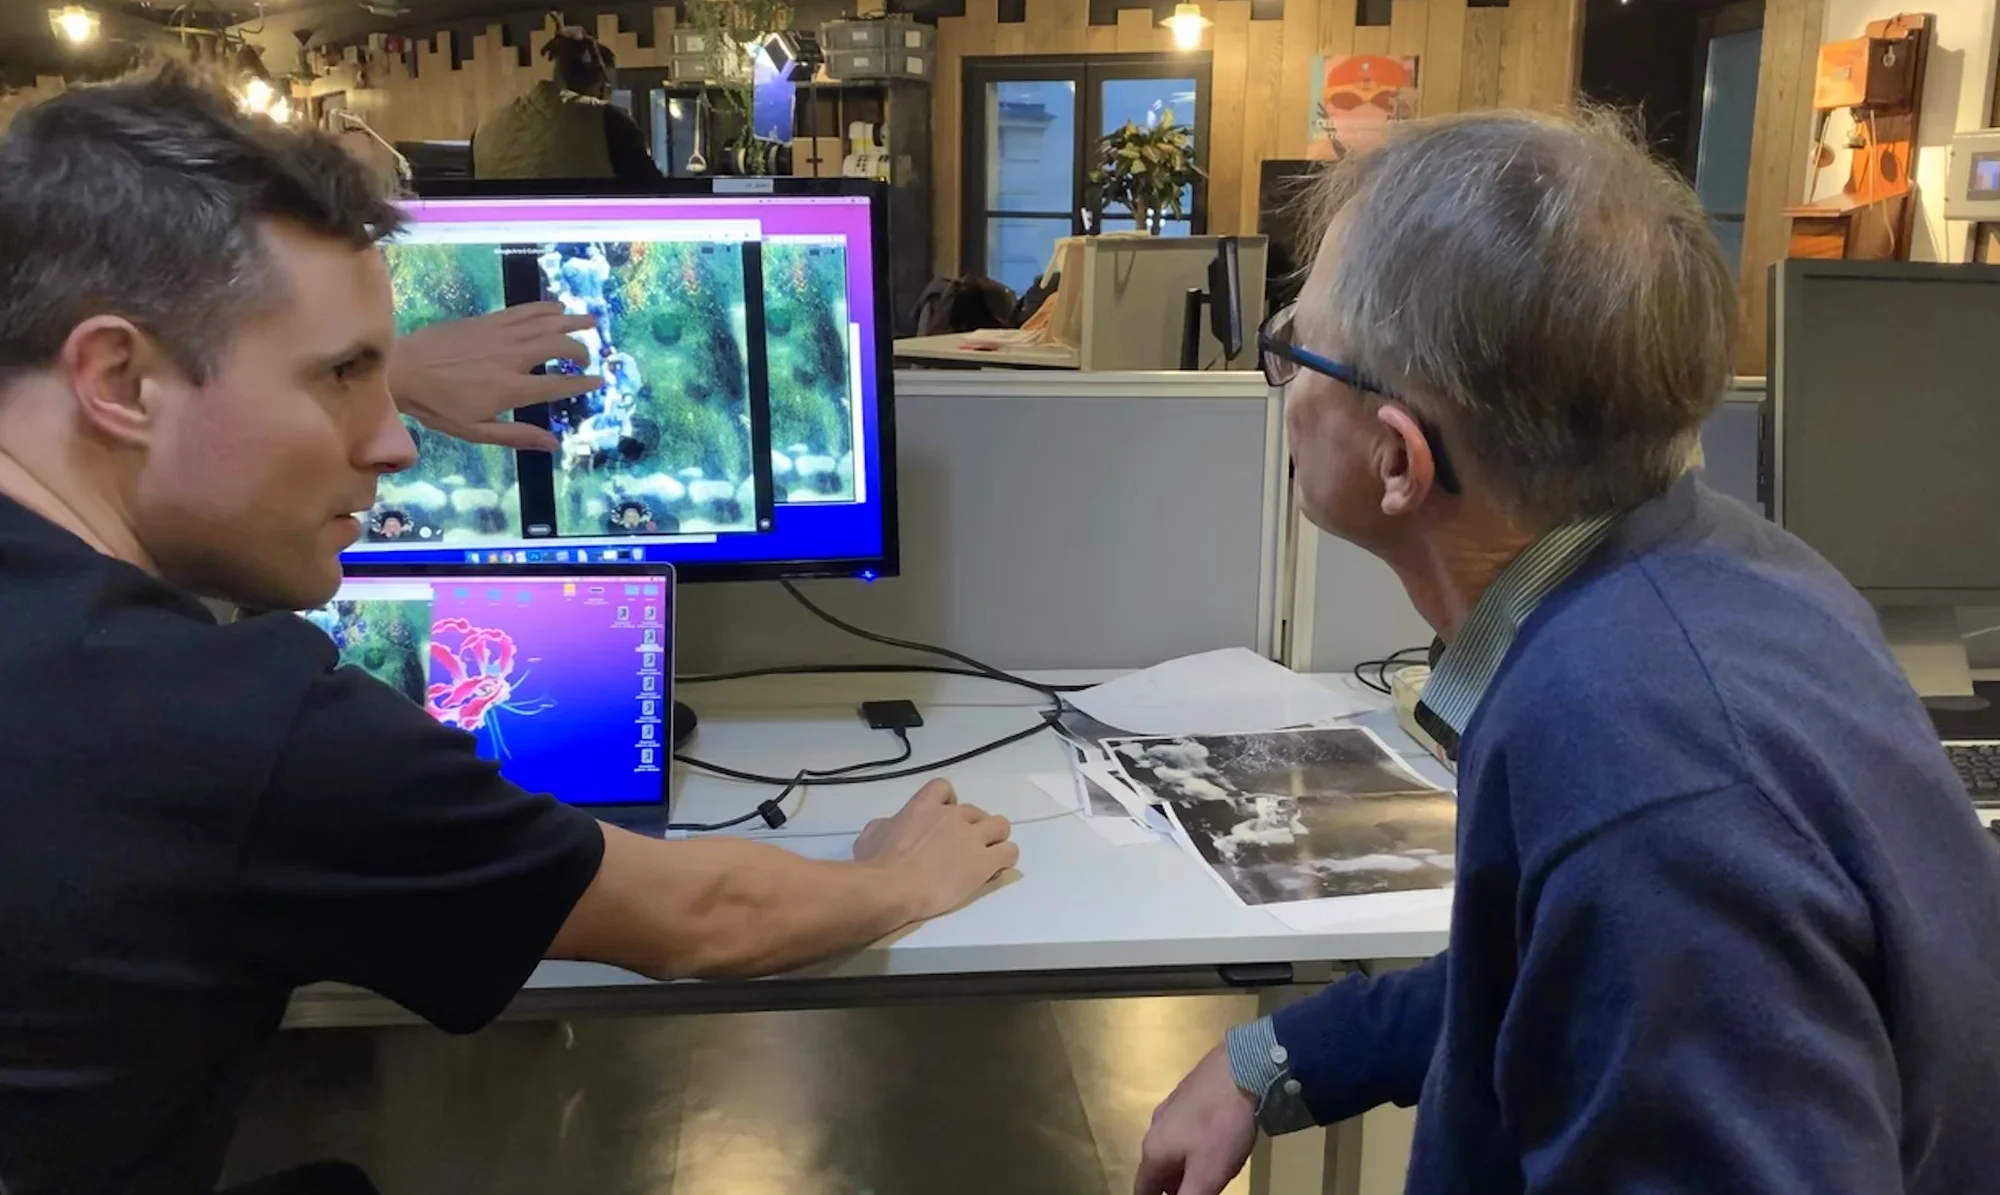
[893,333,1081,370]
[287,671,1452,1028]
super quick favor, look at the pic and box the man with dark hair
[471,28,665,182]
[0,69,1015,1195]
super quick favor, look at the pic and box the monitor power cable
[666,725,914,833]
[1353,645,1433,695]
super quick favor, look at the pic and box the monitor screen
[1772,262,2000,601]
[347,183,895,582]
[304,571,673,806]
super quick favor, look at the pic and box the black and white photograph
[1105,727,1456,905]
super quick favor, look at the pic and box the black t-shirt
[0,497,605,1194]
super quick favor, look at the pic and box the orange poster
[1308,55,1419,162]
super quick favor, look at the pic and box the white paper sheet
[1263,887,1455,934]
[1067,647,1374,736]
[1025,773,1163,846]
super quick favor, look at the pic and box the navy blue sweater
[1271,477,2000,1193]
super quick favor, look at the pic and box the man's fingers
[915,778,956,806]
[979,813,1011,846]
[1132,1149,1180,1195]
[988,840,1021,872]
[457,420,562,453]
[502,302,596,334]
[1174,1153,1238,1195]
[511,369,605,406]
[513,334,594,374]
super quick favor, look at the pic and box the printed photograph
[1107,727,1456,905]
[374,241,523,545]
[538,240,758,537]
[762,240,857,503]
[301,599,431,707]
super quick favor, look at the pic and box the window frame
[960,52,1214,280]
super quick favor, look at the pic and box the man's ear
[1375,401,1437,516]
[59,316,169,448]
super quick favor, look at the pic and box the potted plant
[1088,110,1203,234]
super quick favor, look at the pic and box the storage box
[821,18,934,53]
[670,29,715,55]
[790,136,845,177]
[825,46,933,83]
[670,46,751,84]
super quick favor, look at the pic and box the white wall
[1810,0,2000,261]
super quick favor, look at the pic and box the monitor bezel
[331,561,678,814]
[1768,257,2000,606]
[361,177,900,586]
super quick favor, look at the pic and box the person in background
[0,68,1014,1195]
[1136,109,2000,1195]
[471,26,664,182]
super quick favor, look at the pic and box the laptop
[303,565,674,825]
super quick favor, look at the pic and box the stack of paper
[1033,649,1459,923]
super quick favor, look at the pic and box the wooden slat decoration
[1088,23,1120,52]
[1351,25,1392,55]
[1458,5,1504,110]
[1421,0,1465,114]
[1389,0,1428,65]
[1277,0,1323,157]
[1238,12,1287,232]
[1320,0,1356,58]
[933,11,966,277]
[995,15,1029,54]
[1052,0,1091,52]
[1736,0,1826,372]
[1207,0,1253,238]
[1116,5,1162,51]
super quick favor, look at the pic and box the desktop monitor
[303,567,674,808]
[1258,160,1321,314]
[1767,259,2000,695]
[1207,236,1244,359]
[347,178,897,583]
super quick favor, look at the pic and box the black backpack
[911,274,1020,335]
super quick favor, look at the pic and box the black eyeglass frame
[1258,306,1462,495]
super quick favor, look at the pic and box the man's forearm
[548,825,921,980]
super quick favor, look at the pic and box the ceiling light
[1160,2,1212,51]
[239,76,275,115]
[49,6,100,44]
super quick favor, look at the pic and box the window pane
[986,81,1077,213]
[650,90,699,175]
[1100,77,1200,223]
[986,217,1068,296]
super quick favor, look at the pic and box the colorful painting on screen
[1308,56,1419,162]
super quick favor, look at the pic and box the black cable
[674,718,1049,790]
[666,727,916,833]
[776,581,1095,699]
[1352,645,1432,695]
[679,661,1064,699]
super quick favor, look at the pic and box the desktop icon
[642,701,657,716]
[641,723,654,741]
[641,748,655,765]
[463,552,481,564]
[643,585,659,596]
[600,549,618,561]
[564,583,577,597]
[643,675,657,692]
[643,606,656,621]
[617,606,630,621]
[555,549,571,563]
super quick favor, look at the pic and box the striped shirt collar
[1415,513,1622,753]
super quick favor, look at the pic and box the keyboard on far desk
[1945,741,2000,807]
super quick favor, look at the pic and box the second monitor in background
[351,179,897,583]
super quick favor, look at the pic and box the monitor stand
[1882,606,2000,739]
[672,700,699,750]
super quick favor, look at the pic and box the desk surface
[893,333,1081,370]
[288,672,1452,1026]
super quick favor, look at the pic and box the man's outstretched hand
[390,303,604,452]
[853,780,1019,921]
[1135,1045,1259,1195]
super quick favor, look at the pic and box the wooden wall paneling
[996,7,1030,55]
[1352,25,1392,56]
[933,11,966,277]
[1459,5,1503,109]
[1207,0,1253,237]
[1278,0,1325,157]
[1389,0,1428,66]
[1088,22,1120,52]
[1117,5,1163,51]
[1736,0,1826,374]
[1024,0,1058,53]
[1422,0,1466,114]
[857,0,889,13]
[1238,10,1287,233]
[1319,0,1355,57]
[1499,0,1581,112]
[961,0,1000,58]
[1051,0,1090,51]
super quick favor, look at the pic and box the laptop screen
[304,572,672,807]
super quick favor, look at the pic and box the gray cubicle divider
[1290,382,1771,672]
[1078,236,1269,371]
[674,370,1287,673]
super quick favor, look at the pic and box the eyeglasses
[1258,304,1462,495]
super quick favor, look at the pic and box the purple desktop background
[337,575,671,807]
[346,194,889,574]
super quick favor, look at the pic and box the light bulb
[1160,2,1212,50]
[50,6,99,43]
[240,77,275,114]
[268,96,292,124]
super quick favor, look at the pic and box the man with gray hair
[1138,110,2000,1194]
